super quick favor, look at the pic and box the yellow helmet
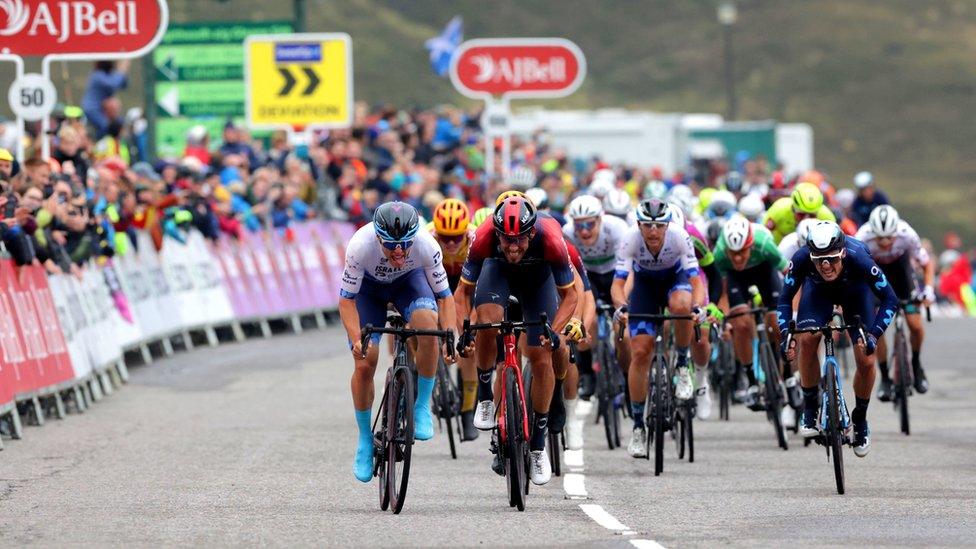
[698,187,717,209]
[432,198,470,236]
[791,182,824,214]
[470,207,493,228]
[0,148,13,162]
[495,190,526,206]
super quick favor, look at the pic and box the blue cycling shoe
[353,438,374,482]
[414,403,434,441]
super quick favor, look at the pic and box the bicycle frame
[818,335,851,432]
[497,330,530,446]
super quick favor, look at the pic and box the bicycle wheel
[504,369,526,511]
[760,341,789,450]
[894,329,911,435]
[826,363,845,495]
[599,344,620,449]
[548,430,561,477]
[388,366,414,514]
[719,340,733,421]
[675,407,686,460]
[653,357,666,476]
[686,406,695,462]
[377,374,391,511]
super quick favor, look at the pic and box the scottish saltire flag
[425,16,463,77]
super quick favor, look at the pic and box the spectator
[53,125,90,183]
[218,121,259,169]
[850,171,889,225]
[81,60,130,139]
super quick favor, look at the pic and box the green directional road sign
[152,21,293,158]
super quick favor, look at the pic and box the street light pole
[718,1,738,120]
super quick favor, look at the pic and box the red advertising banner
[450,38,586,99]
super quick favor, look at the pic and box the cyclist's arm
[454,280,474,325]
[338,244,366,342]
[553,283,579,336]
[702,261,723,304]
[864,257,899,337]
[776,249,808,333]
[338,297,362,344]
[611,229,637,309]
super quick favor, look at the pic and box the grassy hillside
[13,0,976,243]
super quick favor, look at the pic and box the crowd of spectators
[1,85,972,314]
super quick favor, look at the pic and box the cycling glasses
[498,233,531,246]
[574,219,598,231]
[381,239,414,251]
[438,233,465,245]
[811,253,843,265]
[638,221,668,229]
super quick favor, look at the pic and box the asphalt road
[1,319,975,547]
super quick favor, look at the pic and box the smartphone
[4,193,18,218]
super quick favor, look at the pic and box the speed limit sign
[8,73,57,122]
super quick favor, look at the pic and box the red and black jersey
[460,215,574,288]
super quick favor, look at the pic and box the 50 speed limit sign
[8,73,57,122]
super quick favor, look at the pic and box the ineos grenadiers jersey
[854,220,930,267]
[614,223,700,279]
[339,223,451,299]
[460,216,575,289]
[777,236,899,338]
[563,214,630,275]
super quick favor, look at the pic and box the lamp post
[717,0,738,120]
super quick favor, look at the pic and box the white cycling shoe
[628,427,648,458]
[696,386,712,420]
[675,366,694,401]
[780,406,796,429]
[473,400,496,431]
[529,449,552,485]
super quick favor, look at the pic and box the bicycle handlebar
[723,306,767,321]
[627,312,701,342]
[360,324,456,361]
[457,313,558,356]
[785,316,865,356]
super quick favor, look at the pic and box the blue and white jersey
[614,222,700,279]
[340,223,451,299]
[563,214,629,275]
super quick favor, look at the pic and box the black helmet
[373,201,420,242]
[807,221,845,258]
[636,198,672,223]
[493,196,537,237]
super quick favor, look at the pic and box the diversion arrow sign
[246,33,353,128]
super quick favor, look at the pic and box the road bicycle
[360,315,455,514]
[888,298,930,435]
[594,301,627,449]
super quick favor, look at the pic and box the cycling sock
[477,370,493,402]
[630,401,645,429]
[553,378,564,398]
[461,381,478,412]
[676,346,689,366]
[742,361,758,386]
[355,408,372,443]
[852,397,869,426]
[878,360,890,380]
[911,350,921,370]
[577,349,593,374]
[416,375,435,410]
[801,385,819,416]
[530,412,549,451]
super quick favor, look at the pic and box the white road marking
[563,473,587,497]
[579,503,629,530]
[564,448,584,467]
[630,539,667,549]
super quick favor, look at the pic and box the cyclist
[713,216,788,409]
[470,206,493,229]
[427,198,480,440]
[563,195,631,401]
[723,171,745,200]
[455,196,581,485]
[778,221,899,457]
[777,217,819,262]
[855,205,935,398]
[604,188,637,225]
[762,181,836,244]
[588,168,617,201]
[670,204,724,419]
[642,179,669,201]
[339,202,458,482]
[738,193,766,224]
[612,199,704,458]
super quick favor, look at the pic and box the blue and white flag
[424,16,463,77]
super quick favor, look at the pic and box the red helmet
[493,196,537,237]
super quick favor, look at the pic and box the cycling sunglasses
[498,233,531,246]
[811,253,843,265]
[574,219,598,231]
[439,233,465,245]
[638,221,668,229]
[381,239,414,251]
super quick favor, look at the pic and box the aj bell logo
[0,0,140,42]
[469,54,567,87]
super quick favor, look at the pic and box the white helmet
[854,171,873,189]
[603,188,632,216]
[737,194,765,222]
[796,217,819,247]
[667,184,696,215]
[707,190,737,219]
[668,202,686,227]
[507,165,536,190]
[835,188,856,210]
[525,187,548,209]
[589,169,616,199]
[722,215,754,252]
[868,205,900,237]
[567,194,604,220]
[643,180,668,200]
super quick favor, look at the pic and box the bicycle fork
[820,356,851,434]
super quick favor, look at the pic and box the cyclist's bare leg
[729,305,755,365]
[907,312,924,352]
[851,342,876,400]
[668,290,693,348]
[627,334,655,403]
[876,332,888,364]
[525,346,554,413]
[409,309,440,378]
[351,343,381,410]
[796,332,822,388]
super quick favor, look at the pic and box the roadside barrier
[0,221,352,447]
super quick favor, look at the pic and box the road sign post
[0,0,170,159]
[449,38,586,178]
[245,33,353,131]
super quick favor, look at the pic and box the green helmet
[470,206,494,229]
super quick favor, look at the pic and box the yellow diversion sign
[245,33,352,128]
